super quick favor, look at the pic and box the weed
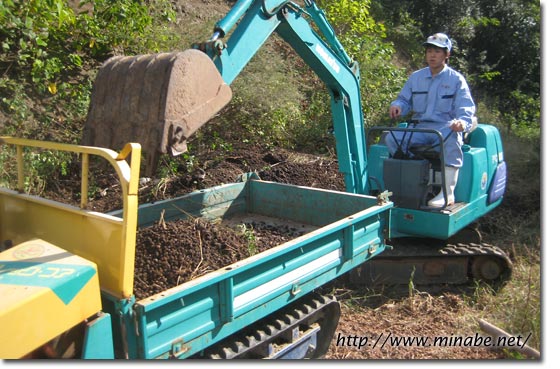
[407,266,416,311]
[246,229,258,256]
[152,177,172,199]
[465,253,541,353]
[235,224,258,256]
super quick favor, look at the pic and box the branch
[477,318,540,359]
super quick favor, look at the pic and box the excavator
[1,0,511,359]
[82,0,511,287]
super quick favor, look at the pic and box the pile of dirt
[134,217,247,300]
[134,214,310,300]
[127,143,345,300]
[82,143,345,214]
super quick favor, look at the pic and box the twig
[170,203,196,219]
[189,227,205,279]
[158,209,166,229]
[268,161,286,168]
[136,278,149,287]
[155,177,169,197]
[176,266,184,286]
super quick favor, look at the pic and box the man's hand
[389,105,402,119]
[450,119,467,132]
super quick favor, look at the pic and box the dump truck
[0,0,511,359]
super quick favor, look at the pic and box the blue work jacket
[391,65,476,131]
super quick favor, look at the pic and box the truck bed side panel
[128,180,390,359]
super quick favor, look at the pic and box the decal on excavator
[315,44,340,73]
[481,172,488,190]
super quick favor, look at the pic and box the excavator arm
[83,0,371,195]
[197,0,370,195]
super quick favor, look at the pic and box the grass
[465,251,541,355]
[234,223,258,256]
[464,128,542,356]
[329,250,541,359]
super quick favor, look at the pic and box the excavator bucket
[82,49,232,174]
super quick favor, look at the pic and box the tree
[471,0,540,98]
[373,0,541,136]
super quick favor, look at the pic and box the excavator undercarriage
[348,222,512,288]
[349,238,512,287]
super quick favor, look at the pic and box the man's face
[425,46,449,70]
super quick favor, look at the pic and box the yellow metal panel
[0,138,141,298]
[0,189,130,296]
[0,239,101,359]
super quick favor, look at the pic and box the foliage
[2,0,540,158]
[375,0,541,138]
[0,143,76,196]
[502,90,540,139]
[471,0,540,97]
[0,0,180,187]
[0,0,179,140]
[77,0,178,58]
[0,0,80,91]
[314,0,408,129]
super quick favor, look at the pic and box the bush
[0,0,179,139]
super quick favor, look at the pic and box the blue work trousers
[384,122,464,168]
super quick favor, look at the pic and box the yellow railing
[0,137,142,298]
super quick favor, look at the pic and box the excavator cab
[367,121,507,217]
[82,50,232,175]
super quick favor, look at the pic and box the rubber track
[377,239,513,282]
[199,294,339,359]
[385,240,511,261]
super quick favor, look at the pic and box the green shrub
[0,0,179,191]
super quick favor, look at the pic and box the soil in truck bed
[134,213,314,300]
[32,143,341,300]
[128,144,342,299]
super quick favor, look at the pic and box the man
[386,33,476,208]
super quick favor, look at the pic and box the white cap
[423,33,452,52]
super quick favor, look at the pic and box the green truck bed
[106,175,392,359]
